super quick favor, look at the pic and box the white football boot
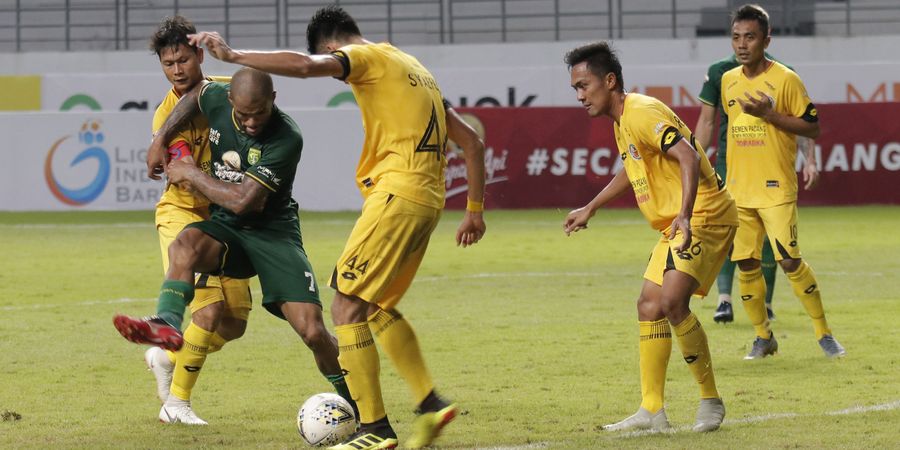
[144,347,174,403]
[159,399,208,425]
[602,407,672,432]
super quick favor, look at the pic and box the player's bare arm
[189,31,344,79]
[146,81,207,179]
[166,159,269,215]
[446,106,487,248]
[737,90,820,138]
[694,103,716,151]
[798,136,819,190]
[563,169,630,236]
[666,139,701,252]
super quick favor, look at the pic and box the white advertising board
[0,109,362,212]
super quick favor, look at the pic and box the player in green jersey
[113,67,356,417]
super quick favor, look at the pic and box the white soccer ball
[297,393,357,447]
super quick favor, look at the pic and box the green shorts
[186,218,321,319]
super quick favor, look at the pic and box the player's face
[570,62,611,117]
[230,93,275,137]
[159,44,204,95]
[732,20,770,67]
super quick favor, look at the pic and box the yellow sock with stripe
[336,322,386,424]
[169,322,213,401]
[786,261,831,339]
[639,319,671,414]
[368,309,434,405]
[739,267,771,339]
[672,313,719,399]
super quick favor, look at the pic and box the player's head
[228,68,276,137]
[731,4,771,66]
[306,5,362,54]
[151,15,204,95]
[564,41,623,117]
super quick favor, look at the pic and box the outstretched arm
[563,169,631,236]
[447,106,487,247]
[189,32,343,78]
[146,82,205,179]
[694,103,716,152]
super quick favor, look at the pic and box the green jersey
[198,82,302,228]
[697,53,786,176]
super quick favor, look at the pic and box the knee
[331,292,370,326]
[737,259,761,272]
[297,322,331,350]
[636,294,662,320]
[659,296,689,323]
[779,258,801,273]
[192,302,225,331]
[168,235,200,268]
[216,317,248,341]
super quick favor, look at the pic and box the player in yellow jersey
[188,5,487,449]
[721,4,844,359]
[140,16,252,425]
[563,41,737,433]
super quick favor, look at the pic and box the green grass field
[1,206,899,449]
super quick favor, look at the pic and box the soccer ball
[297,393,357,446]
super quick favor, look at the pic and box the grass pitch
[1,206,898,449]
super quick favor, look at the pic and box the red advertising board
[444,103,900,209]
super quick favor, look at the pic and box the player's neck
[609,91,627,124]
[742,58,772,79]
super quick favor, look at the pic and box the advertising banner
[445,103,900,210]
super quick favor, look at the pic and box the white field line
[616,400,900,438]
[0,289,266,312]
[0,218,647,229]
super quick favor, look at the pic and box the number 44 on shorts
[340,255,369,281]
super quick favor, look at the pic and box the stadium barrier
[3,103,897,212]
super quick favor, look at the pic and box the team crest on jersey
[248,148,261,165]
[628,144,641,160]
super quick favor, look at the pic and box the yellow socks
[207,332,227,354]
[336,322,386,424]
[169,322,213,401]
[369,309,434,405]
[638,319,671,413]
[786,261,831,339]
[739,267,771,339]
[673,313,719,399]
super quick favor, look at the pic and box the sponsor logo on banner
[444,113,509,199]
[44,120,110,206]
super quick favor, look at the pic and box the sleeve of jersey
[332,45,379,84]
[198,81,228,115]
[784,71,818,123]
[697,64,720,106]
[639,104,684,154]
[245,136,301,193]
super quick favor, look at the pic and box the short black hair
[564,41,624,92]
[306,5,362,54]
[732,4,770,37]
[150,15,197,56]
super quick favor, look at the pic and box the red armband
[167,140,191,160]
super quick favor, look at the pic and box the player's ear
[197,46,204,64]
[272,90,277,102]
[605,72,617,90]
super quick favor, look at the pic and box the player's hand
[456,211,486,248]
[188,32,236,63]
[563,206,594,236]
[668,214,692,252]
[803,161,820,190]
[165,157,196,188]
[737,90,773,119]
[146,138,169,180]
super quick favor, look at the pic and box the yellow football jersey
[153,76,230,212]
[332,43,447,209]
[721,61,818,208]
[614,93,738,232]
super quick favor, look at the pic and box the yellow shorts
[644,224,737,296]
[732,203,801,262]
[329,191,441,311]
[156,206,252,321]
